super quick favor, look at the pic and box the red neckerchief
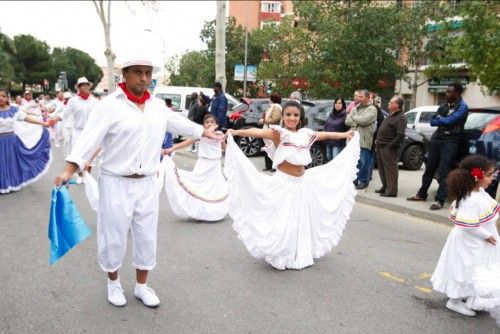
[118,82,150,105]
[78,92,90,100]
[64,100,69,105]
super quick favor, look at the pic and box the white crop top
[263,125,317,168]
[0,106,26,133]
[197,136,223,159]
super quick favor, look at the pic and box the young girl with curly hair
[431,154,499,317]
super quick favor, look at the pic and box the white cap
[75,77,93,89]
[120,49,161,73]
[63,92,72,99]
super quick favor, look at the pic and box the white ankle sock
[108,278,121,287]
[136,283,146,292]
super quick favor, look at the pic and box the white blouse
[263,125,317,168]
[0,107,26,133]
[66,87,204,177]
[197,136,223,159]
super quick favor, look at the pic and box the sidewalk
[175,148,452,226]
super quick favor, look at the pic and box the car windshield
[155,93,181,109]
[464,112,498,130]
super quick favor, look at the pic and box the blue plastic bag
[48,185,92,265]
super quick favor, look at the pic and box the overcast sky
[0,1,216,68]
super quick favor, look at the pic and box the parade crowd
[0,51,498,327]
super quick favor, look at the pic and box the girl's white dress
[468,264,500,326]
[163,137,228,221]
[224,126,360,270]
[431,189,500,298]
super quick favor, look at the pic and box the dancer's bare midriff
[277,160,305,177]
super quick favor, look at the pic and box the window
[261,1,281,13]
[155,93,181,110]
[418,111,435,124]
[405,111,417,125]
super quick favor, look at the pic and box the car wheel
[307,144,326,168]
[401,144,424,170]
[236,135,262,157]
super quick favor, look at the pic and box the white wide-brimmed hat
[63,92,72,99]
[120,49,161,74]
[75,77,93,89]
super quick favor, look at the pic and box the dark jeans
[264,155,273,170]
[417,138,460,203]
[355,148,373,184]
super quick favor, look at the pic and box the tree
[0,32,16,86]
[166,51,213,87]
[13,34,53,90]
[92,0,115,93]
[51,47,103,90]
[455,1,500,94]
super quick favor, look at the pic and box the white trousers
[97,174,159,272]
[62,126,72,157]
[71,128,82,152]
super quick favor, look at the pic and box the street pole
[215,0,227,91]
[243,1,248,98]
[144,28,167,85]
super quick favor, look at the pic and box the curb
[355,195,451,226]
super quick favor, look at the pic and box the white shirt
[66,87,204,176]
[59,95,97,129]
[0,106,26,133]
[21,99,41,118]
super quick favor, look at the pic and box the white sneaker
[446,299,476,316]
[107,284,127,307]
[134,285,160,307]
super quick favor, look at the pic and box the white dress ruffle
[468,264,500,326]
[163,138,228,222]
[431,190,500,298]
[224,131,360,270]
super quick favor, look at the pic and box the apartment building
[229,0,294,30]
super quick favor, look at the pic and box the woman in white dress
[224,100,359,270]
[431,155,500,317]
[161,114,228,222]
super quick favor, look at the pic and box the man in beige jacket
[345,89,377,189]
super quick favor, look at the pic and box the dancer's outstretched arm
[315,130,354,142]
[227,128,277,140]
[162,138,197,156]
[24,115,50,127]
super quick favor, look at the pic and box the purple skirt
[0,129,51,194]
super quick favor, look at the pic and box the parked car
[227,98,315,157]
[306,102,429,170]
[405,106,439,141]
[457,106,500,197]
[153,86,241,118]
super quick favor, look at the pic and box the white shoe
[107,284,127,307]
[134,285,160,307]
[446,299,476,316]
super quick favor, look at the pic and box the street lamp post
[144,28,167,85]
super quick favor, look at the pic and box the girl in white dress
[161,114,228,222]
[431,154,500,317]
[224,100,359,270]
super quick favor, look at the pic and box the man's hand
[485,235,497,245]
[202,124,224,140]
[54,171,73,187]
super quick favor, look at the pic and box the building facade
[229,0,294,30]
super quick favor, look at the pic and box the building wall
[396,72,500,108]
[229,0,295,31]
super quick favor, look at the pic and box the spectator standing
[202,82,228,131]
[324,98,349,160]
[407,83,469,210]
[375,96,407,197]
[345,89,377,189]
[368,94,386,182]
[346,90,360,114]
[187,92,199,152]
[259,93,282,171]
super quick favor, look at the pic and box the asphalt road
[0,148,498,333]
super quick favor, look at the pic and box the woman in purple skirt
[0,87,52,194]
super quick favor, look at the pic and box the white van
[152,86,241,118]
[405,105,439,141]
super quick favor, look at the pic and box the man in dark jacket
[375,96,407,197]
[407,83,469,210]
[202,82,228,131]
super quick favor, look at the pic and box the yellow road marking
[417,273,432,280]
[415,286,432,293]
[380,272,406,284]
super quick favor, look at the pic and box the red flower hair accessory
[470,167,484,182]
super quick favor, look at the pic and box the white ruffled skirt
[162,155,228,222]
[431,220,500,299]
[468,264,500,326]
[224,134,360,270]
